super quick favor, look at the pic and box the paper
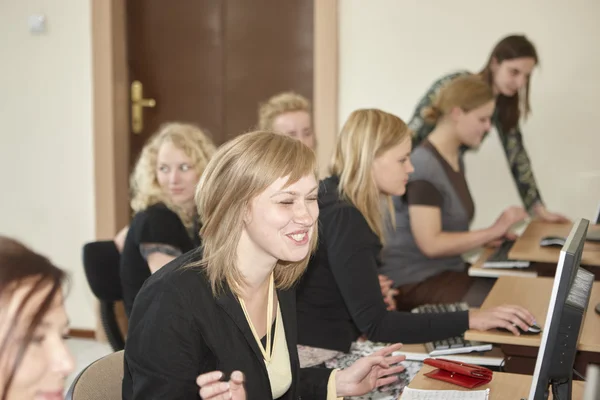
[401,387,490,400]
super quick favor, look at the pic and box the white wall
[339,0,600,230]
[0,0,96,329]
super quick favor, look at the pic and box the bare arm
[114,226,129,253]
[409,205,500,258]
[409,204,529,258]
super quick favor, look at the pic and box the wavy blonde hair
[258,91,311,131]
[422,75,495,124]
[130,122,217,229]
[190,131,318,297]
[331,109,411,244]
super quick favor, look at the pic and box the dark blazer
[122,248,331,400]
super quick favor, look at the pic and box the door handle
[130,80,156,134]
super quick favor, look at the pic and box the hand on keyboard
[411,303,493,356]
[468,304,536,336]
[486,232,518,248]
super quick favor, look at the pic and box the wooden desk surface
[404,365,584,399]
[509,221,600,267]
[468,247,538,279]
[464,276,600,352]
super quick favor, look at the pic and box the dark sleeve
[405,180,443,207]
[408,71,470,147]
[298,368,332,400]
[496,122,543,211]
[137,206,188,248]
[125,285,203,399]
[323,206,469,344]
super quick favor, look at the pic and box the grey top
[380,141,474,287]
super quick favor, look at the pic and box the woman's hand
[533,204,570,223]
[197,370,246,400]
[486,232,518,248]
[379,275,397,310]
[378,275,393,295]
[491,206,529,238]
[335,343,406,397]
[384,289,398,311]
[469,305,536,336]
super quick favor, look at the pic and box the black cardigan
[296,176,470,352]
[122,249,331,400]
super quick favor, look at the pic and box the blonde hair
[330,109,411,243]
[130,122,217,229]
[191,131,319,296]
[422,75,495,124]
[258,91,311,131]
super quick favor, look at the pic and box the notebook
[401,387,490,400]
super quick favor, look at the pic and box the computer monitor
[528,218,595,400]
[583,364,600,400]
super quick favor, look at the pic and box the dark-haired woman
[408,34,568,223]
[0,236,75,400]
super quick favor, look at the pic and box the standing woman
[0,236,75,400]
[120,122,216,316]
[409,34,567,222]
[123,131,405,400]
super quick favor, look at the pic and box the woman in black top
[123,131,405,400]
[120,122,216,316]
[296,108,538,353]
[0,236,75,400]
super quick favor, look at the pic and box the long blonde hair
[422,75,495,124]
[192,131,318,296]
[330,109,411,243]
[130,122,216,229]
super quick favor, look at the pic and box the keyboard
[483,240,530,269]
[411,302,493,356]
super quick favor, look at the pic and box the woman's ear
[490,56,500,73]
[449,106,464,121]
[242,202,252,225]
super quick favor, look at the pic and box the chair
[82,241,125,351]
[65,350,124,400]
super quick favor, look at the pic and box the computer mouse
[497,323,542,335]
[539,236,566,248]
[595,302,600,316]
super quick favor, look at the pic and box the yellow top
[239,273,341,399]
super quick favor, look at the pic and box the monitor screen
[528,218,595,400]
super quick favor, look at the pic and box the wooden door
[126,0,314,168]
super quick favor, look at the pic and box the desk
[403,365,585,399]
[509,222,600,275]
[464,276,600,374]
[298,340,506,400]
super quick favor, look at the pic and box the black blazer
[122,248,331,400]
